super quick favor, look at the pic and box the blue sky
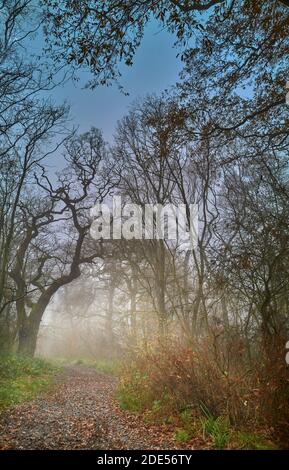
[48,19,182,144]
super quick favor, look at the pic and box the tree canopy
[42,0,288,88]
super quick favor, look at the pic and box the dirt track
[0,366,202,450]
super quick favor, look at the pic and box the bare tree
[8,128,114,355]
[0,0,68,346]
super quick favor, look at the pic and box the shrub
[117,338,257,422]
[116,336,289,447]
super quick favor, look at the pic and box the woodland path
[0,366,204,450]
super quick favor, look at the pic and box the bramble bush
[117,335,289,447]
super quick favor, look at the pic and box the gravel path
[0,366,202,450]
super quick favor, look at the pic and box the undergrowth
[0,355,59,411]
[116,339,288,449]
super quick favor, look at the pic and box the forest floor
[0,365,206,450]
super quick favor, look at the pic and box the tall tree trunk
[129,272,137,345]
[17,320,40,356]
[106,281,115,350]
[156,242,167,337]
[17,302,46,356]
[0,304,16,353]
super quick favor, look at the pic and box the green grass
[117,369,151,413]
[0,355,59,411]
[52,357,121,376]
[200,406,230,449]
[117,382,145,413]
[175,429,190,443]
[236,431,278,450]
[89,359,121,376]
[202,415,230,449]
